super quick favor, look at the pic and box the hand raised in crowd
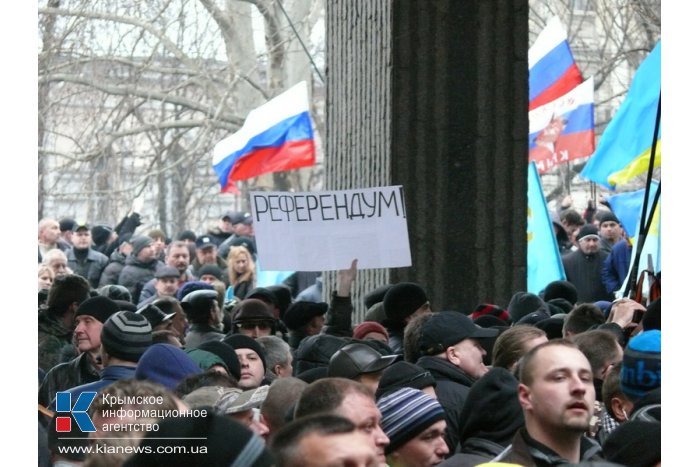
[607,297,646,330]
[337,259,358,297]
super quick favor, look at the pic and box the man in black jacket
[415,311,498,455]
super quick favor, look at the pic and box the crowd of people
[37,207,661,466]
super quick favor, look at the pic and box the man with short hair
[66,223,109,288]
[39,296,121,407]
[271,414,380,467]
[118,235,162,303]
[137,240,196,304]
[38,218,69,263]
[492,340,604,465]
[294,377,390,465]
[257,335,294,381]
[563,224,614,303]
[38,274,92,372]
[571,330,623,401]
[415,311,498,454]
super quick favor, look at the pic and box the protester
[66,222,110,288]
[226,245,257,300]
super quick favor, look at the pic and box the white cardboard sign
[250,186,412,271]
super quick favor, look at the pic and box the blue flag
[527,162,565,293]
[580,41,661,189]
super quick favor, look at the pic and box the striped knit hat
[377,387,446,454]
[100,311,153,362]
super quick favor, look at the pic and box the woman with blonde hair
[38,264,55,291]
[226,245,256,301]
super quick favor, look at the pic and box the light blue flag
[606,181,659,237]
[527,162,565,294]
[580,41,661,190]
[256,262,294,288]
[616,183,661,298]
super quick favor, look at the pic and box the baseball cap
[419,311,498,356]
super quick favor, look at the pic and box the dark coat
[66,248,109,289]
[118,256,162,304]
[417,355,476,456]
[491,428,604,466]
[98,250,128,287]
[38,352,100,407]
[562,249,614,303]
[38,311,74,373]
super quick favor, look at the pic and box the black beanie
[223,334,267,372]
[123,413,274,467]
[376,361,436,399]
[507,292,548,323]
[602,420,661,467]
[383,282,428,326]
[543,280,578,305]
[90,224,113,246]
[74,296,121,324]
[576,224,599,241]
[100,311,153,362]
[458,367,524,445]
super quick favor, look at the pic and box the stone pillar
[325,0,529,319]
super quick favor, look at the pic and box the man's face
[449,338,489,379]
[237,320,274,338]
[74,315,103,353]
[155,277,179,297]
[220,218,235,233]
[40,221,61,244]
[297,430,381,467]
[578,235,600,255]
[599,221,622,242]
[169,303,187,338]
[519,344,595,435]
[166,245,190,273]
[196,246,217,265]
[235,348,266,390]
[304,315,325,336]
[151,237,166,257]
[72,229,92,249]
[274,351,294,378]
[392,419,449,467]
[228,409,270,439]
[48,257,68,276]
[336,391,390,464]
[136,243,156,262]
[233,222,254,237]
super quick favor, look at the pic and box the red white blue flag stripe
[529,17,583,111]
[212,82,316,192]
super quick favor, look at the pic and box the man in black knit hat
[562,224,614,303]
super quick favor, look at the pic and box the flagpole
[623,92,661,299]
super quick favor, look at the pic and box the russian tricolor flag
[528,77,595,173]
[212,81,316,192]
[529,17,583,111]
